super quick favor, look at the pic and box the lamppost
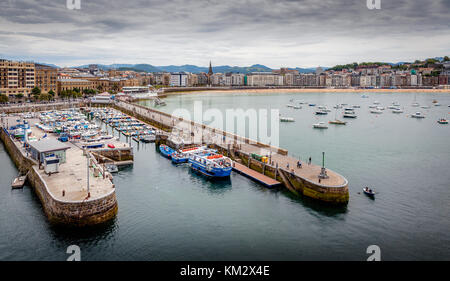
[86,152,90,198]
[318,151,329,180]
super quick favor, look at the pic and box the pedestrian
[287,163,289,169]
[318,178,321,183]
[308,157,311,165]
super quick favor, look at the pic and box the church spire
[208,61,213,76]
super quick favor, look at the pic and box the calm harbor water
[1,91,449,261]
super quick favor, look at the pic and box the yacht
[313,122,328,129]
[411,112,425,118]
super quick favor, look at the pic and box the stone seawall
[28,166,118,226]
[0,127,118,226]
[215,145,349,204]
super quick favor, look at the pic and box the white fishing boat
[313,122,328,129]
[434,103,441,106]
[411,112,425,118]
[412,102,420,107]
[392,108,404,113]
[376,106,385,110]
[293,105,302,109]
[280,117,295,122]
[420,105,430,109]
[370,109,383,114]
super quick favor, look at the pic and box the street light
[318,151,329,179]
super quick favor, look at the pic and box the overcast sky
[0,0,449,68]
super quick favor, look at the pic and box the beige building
[0,59,35,97]
[35,64,58,95]
[57,78,93,94]
[246,73,283,87]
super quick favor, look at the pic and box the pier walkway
[232,162,280,188]
[115,101,348,189]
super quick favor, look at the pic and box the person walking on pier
[308,157,311,165]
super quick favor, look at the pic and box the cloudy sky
[0,0,449,68]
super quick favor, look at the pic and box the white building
[170,72,188,87]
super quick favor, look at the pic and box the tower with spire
[207,61,213,86]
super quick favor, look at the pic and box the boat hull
[189,159,232,178]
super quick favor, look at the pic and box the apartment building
[169,72,188,87]
[246,72,283,86]
[35,64,58,95]
[0,59,35,97]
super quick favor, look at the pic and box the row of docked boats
[88,108,157,143]
[34,110,118,149]
[159,144,232,178]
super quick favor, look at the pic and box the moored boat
[329,119,347,125]
[437,118,448,124]
[159,144,175,159]
[411,112,425,118]
[313,122,328,129]
[188,152,232,178]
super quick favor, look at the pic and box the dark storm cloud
[0,0,449,66]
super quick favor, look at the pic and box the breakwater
[0,121,118,226]
[114,100,349,204]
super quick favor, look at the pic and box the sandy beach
[163,87,450,96]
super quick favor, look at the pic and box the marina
[1,91,449,260]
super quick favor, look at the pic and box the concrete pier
[0,116,121,226]
[115,100,349,204]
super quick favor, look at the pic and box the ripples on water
[0,91,449,260]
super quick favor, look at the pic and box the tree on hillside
[444,56,450,62]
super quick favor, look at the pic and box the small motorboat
[315,110,328,115]
[437,119,448,124]
[343,113,357,118]
[105,164,119,173]
[362,187,375,198]
[159,144,175,159]
[293,105,302,109]
[420,105,430,109]
[411,102,420,107]
[313,122,328,129]
[370,109,383,114]
[280,117,295,122]
[329,119,347,125]
[107,144,115,149]
[411,112,425,119]
[392,108,403,113]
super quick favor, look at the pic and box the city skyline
[0,0,449,68]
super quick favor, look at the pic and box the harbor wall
[28,166,118,226]
[0,101,84,114]
[114,100,288,155]
[216,145,349,204]
[0,127,118,226]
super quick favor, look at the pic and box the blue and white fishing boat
[171,146,203,164]
[159,144,175,159]
[188,151,232,178]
